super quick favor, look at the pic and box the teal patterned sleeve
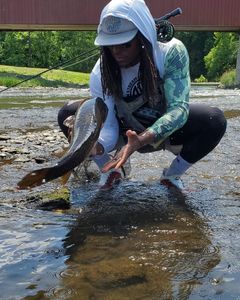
[147,41,191,146]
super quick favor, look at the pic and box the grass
[0,65,90,88]
[219,69,239,88]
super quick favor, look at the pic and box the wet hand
[102,130,143,172]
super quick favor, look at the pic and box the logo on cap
[104,16,122,33]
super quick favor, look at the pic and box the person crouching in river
[58,0,227,191]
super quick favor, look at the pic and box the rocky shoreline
[0,127,67,163]
[0,125,74,209]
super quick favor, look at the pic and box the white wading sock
[165,154,192,177]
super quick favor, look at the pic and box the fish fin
[17,168,51,190]
[60,171,72,185]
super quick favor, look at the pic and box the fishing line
[0,47,99,94]
[59,52,99,70]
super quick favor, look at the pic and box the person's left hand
[102,130,143,172]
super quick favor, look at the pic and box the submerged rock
[25,187,70,210]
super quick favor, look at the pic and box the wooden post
[236,33,240,85]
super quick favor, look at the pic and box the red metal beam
[0,0,240,31]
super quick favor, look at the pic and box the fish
[17,97,108,189]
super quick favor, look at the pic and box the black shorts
[168,103,227,163]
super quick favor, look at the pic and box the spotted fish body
[17,97,108,189]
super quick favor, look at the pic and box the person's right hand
[101,130,142,172]
[102,129,155,172]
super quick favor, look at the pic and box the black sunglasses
[107,41,133,50]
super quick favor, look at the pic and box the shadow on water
[0,180,221,300]
[38,182,219,300]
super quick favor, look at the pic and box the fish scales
[63,99,97,159]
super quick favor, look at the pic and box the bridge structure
[0,0,240,31]
[0,0,240,83]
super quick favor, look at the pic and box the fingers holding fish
[102,131,142,172]
[102,149,126,172]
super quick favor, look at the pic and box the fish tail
[17,168,51,190]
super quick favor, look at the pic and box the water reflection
[53,183,220,299]
[0,206,70,300]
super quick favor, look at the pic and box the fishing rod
[0,7,182,93]
[155,7,182,43]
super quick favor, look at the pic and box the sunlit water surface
[0,85,239,299]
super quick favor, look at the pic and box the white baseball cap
[95,16,138,46]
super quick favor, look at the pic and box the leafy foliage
[204,32,238,80]
[0,31,98,73]
[0,30,239,83]
[194,75,208,83]
[175,31,214,80]
[219,69,236,87]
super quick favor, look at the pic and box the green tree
[55,31,98,73]
[204,32,238,80]
[0,32,29,66]
[175,31,214,80]
[28,32,61,68]
[0,31,98,72]
[0,31,59,67]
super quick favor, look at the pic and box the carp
[17,97,108,189]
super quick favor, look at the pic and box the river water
[0,85,239,300]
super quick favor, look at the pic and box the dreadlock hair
[100,31,166,112]
[100,46,122,100]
